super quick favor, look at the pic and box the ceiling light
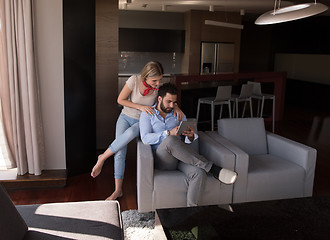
[255,0,328,25]
[205,20,244,30]
[209,5,214,12]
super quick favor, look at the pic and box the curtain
[0,101,14,169]
[0,0,44,175]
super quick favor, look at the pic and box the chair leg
[260,97,265,118]
[257,99,261,117]
[211,102,214,131]
[235,100,239,118]
[196,101,201,122]
[220,105,223,119]
[272,96,275,132]
[242,101,246,118]
[232,101,235,118]
[249,99,253,117]
[228,102,232,118]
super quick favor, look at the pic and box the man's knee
[182,165,206,181]
[162,135,181,149]
[191,167,206,179]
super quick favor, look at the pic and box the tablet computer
[176,121,197,135]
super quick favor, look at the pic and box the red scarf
[142,80,158,96]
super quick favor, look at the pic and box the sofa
[206,118,317,203]
[137,131,236,213]
[0,184,124,240]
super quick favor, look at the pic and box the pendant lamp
[255,0,328,25]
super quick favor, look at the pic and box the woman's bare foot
[106,190,123,200]
[91,154,105,178]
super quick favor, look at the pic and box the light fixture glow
[205,20,244,30]
[255,1,328,25]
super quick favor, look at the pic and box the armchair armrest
[205,131,249,203]
[198,132,235,170]
[137,139,154,213]
[266,132,317,196]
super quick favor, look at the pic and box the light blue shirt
[139,105,196,151]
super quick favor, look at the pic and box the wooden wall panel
[96,0,119,149]
[184,10,242,74]
[63,0,96,176]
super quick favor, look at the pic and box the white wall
[33,0,66,169]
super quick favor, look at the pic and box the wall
[239,20,272,72]
[63,0,96,175]
[275,53,330,85]
[240,15,330,78]
[119,10,184,30]
[96,0,119,149]
[118,10,184,75]
[33,0,66,169]
[183,10,242,74]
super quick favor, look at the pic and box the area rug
[121,210,155,240]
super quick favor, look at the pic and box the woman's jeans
[109,113,139,179]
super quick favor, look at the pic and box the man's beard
[160,100,173,113]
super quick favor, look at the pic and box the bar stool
[230,84,253,118]
[196,86,232,131]
[248,81,275,132]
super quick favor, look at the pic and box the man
[139,83,237,207]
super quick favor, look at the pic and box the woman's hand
[139,105,155,115]
[173,104,184,121]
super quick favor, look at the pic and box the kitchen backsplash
[119,51,183,75]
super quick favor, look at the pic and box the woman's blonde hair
[140,61,164,82]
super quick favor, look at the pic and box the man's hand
[168,126,179,136]
[182,126,194,141]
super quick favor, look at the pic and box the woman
[91,61,183,200]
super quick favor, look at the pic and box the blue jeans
[109,113,139,179]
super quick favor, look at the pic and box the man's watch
[167,130,170,136]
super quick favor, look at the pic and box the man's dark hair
[158,83,177,98]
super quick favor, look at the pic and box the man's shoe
[216,168,237,184]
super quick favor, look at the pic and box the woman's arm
[117,84,155,115]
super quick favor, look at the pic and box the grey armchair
[137,131,236,213]
[206,118,317,203]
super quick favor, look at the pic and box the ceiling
[118,0,330,16]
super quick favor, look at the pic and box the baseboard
[0,169,67,190]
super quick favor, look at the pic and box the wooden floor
[5,104,330,212]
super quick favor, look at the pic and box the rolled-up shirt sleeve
[184,132,199,143]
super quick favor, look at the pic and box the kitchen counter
[171,72,286,122]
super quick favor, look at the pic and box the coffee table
[155,196,330,240]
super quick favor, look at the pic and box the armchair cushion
[17,200,123,240]
[218,118,268,155]
[248,154,305,201]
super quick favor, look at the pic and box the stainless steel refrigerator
[200,42,235,74]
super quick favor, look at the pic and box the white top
[121,75,157,119]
